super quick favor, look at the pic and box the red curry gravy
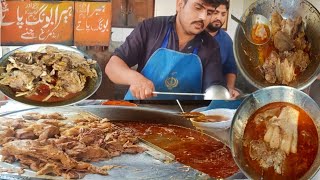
[115,122,239,178]
[243,102,318,180]
[23,84,79,102]
[251,23,270,44]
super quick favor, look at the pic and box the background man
[206,0,240,99]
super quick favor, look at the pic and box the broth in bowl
[242,102,318,179]
[193,115,229,122]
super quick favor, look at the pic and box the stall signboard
[1,0,112,46]
[74,1,112,46]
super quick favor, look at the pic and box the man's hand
[105,56,155,99]
[129,74,155,100]
[228,88,240,99]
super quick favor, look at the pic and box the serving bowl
[230,86,320,179]
[191,108,236,131]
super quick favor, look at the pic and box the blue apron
[124,26,203,100]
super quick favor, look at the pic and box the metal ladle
[153,85,231,100]
[175,99,205,118]
[231,14,271,45]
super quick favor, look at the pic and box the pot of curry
[230,86,320,179]
[234,0,320,90]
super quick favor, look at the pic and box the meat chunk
[285,50,310,72]
[254,107,281,124]
[271,11,283,36]
[275,57,295,85]
[15,128,36,140]
[294,31,310,51]
[0,126,15,145]
[1,140,112,177]
[0,70,35,91]
[263,106,299,154]
[0,45,98,102]
[22,112,66,120]
[0,118,27,129]
[262,51,279,83]
[249,140,286,174]
[281,16,302,38]
[274,31,295,52]
[57,70,86,94]
[0,112,144,179]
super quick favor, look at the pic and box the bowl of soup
[230,86,320,179]
[190,108,236,131]
[234,0,320,90]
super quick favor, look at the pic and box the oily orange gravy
[115,122,239,178]
[251,23,271,44]
[243,102,318,180]
[23,83,79,102]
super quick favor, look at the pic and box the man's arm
[225,73,240,99]
[105,18,157,99]
[105,56,154,99]
[225,73,236,89]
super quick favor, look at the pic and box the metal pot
[234,0,320,90]
[230,86,320,179]
[1,105,244,179]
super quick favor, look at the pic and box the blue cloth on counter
[205,100,243,110]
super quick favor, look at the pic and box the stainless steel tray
[0,106,245,180]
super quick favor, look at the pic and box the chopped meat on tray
[0,112,145,179]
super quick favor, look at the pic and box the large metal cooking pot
[1,105,244,180]
[234,0,320,90]
[230,86,320,179]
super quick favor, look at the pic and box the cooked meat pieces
[274,31,295,52]
[271,11,283,36]
[262,51,279,83]
[254,107,281,125]
[6,56,45,77]
[15,128,37,140]
[15,122,60,140]
[1,140,113,177]
[262,50,297,85]
[294,31,310,51]
[281,16,302,39]
[249,140,286,174]
[275,57,295,85]
[22,112,66,120]
[0,112,145,179]
[0,117,27,129]
[260,11,311,85]
[0,126,15,145]
[284,50,310,72]
[11,52,33,64]
[0,46,97,101]
[0,70,35,91]
[57,70,86,94]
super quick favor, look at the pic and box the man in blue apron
[106,0,226,100]
[206,0,240,99]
